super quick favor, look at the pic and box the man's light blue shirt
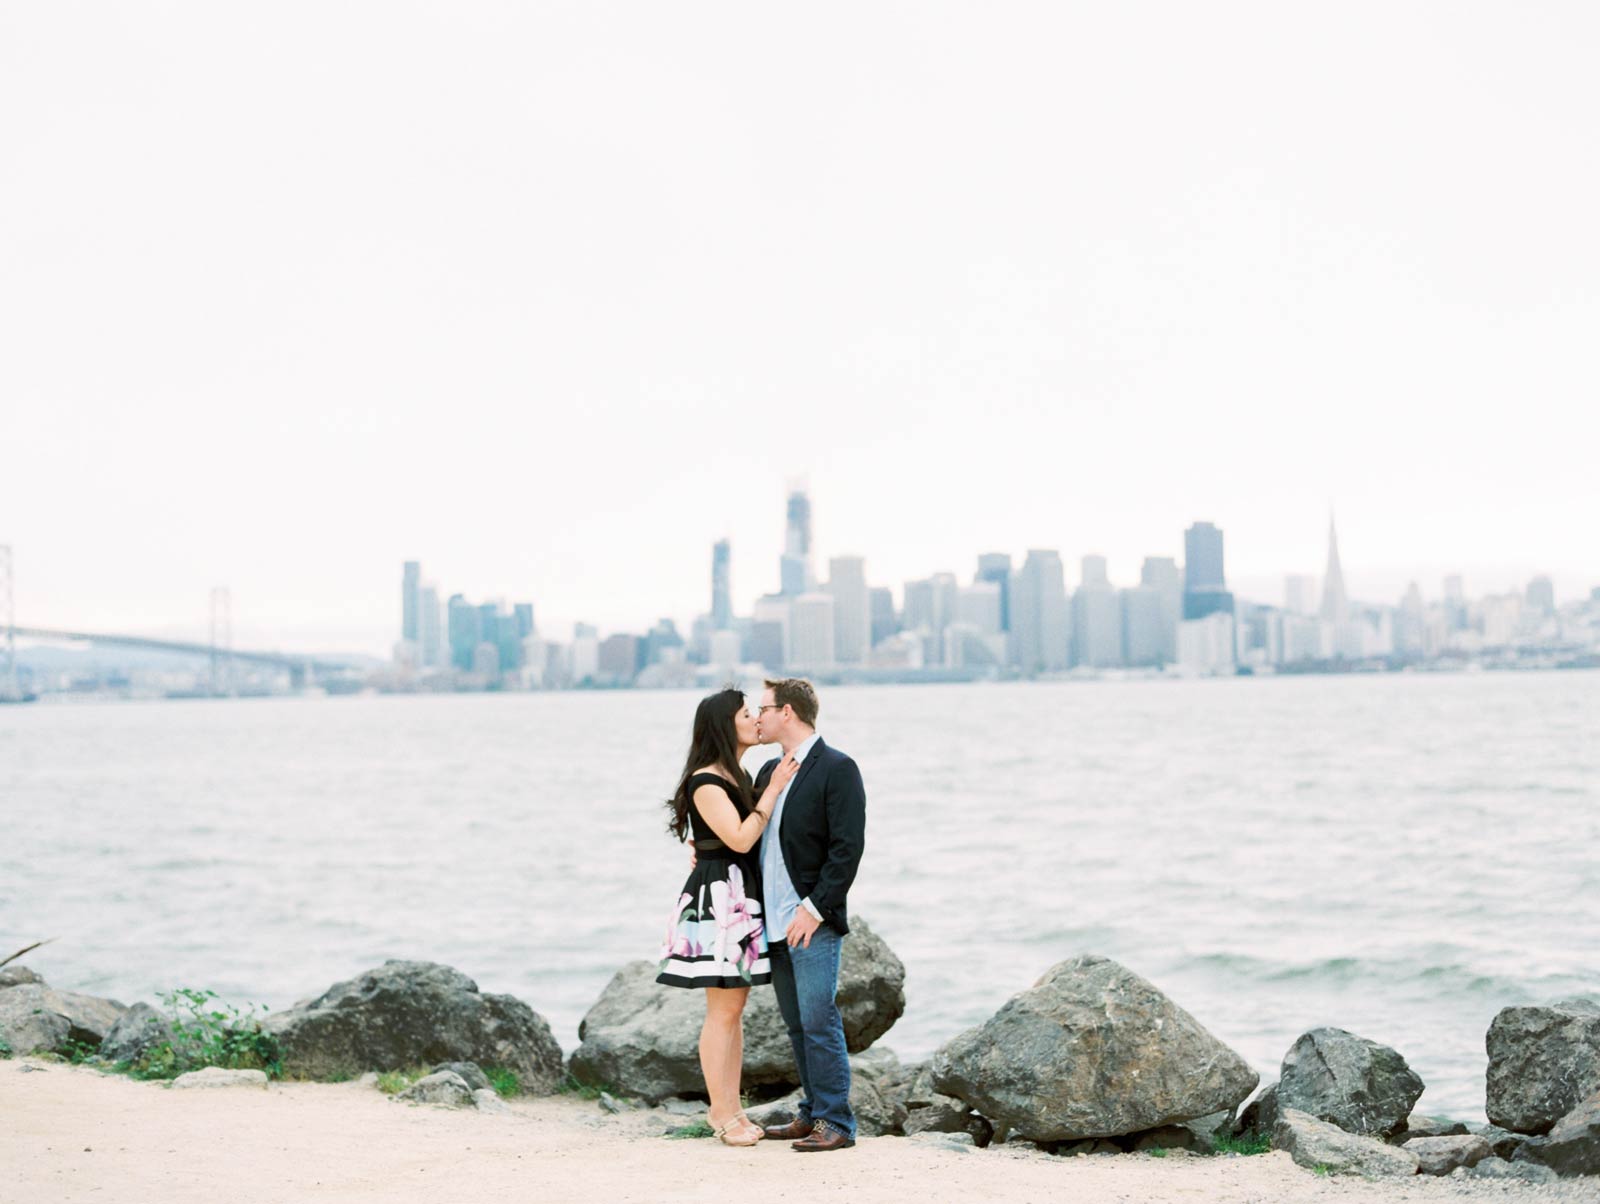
[761,731,822,944]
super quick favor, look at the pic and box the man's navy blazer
[755,736,866,936]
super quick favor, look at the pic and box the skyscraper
[1011,550,1069,672]
[957,581,1002,633]
[902,572,958,665]
[827,556,870,664]
[976,553,1012,632]
[1182,522,1234,620]
[751,594,792,668]
[869,587,897,648]
[447,595,480,672]
[1073,556,1122,668]
[1120,587,1167,666]
[780,487,813,596]
[402,561,421,643]
[1141,556,1182,663]
[789,593,836,670]
[711,539,733,630]
[419,585,443,668]
[1320,516,1349,624]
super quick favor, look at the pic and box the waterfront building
[827,556,870,664]
[1011,550,1070,672]
[789,593,836,670]
[976,552,1012,632]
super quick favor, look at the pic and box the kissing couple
[656,678,866,1152]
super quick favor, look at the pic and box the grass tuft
[1212,1132,1272,1156]
[665,1121,714,1140]
[375,1067,431,1095]
[485,1066,521,1099]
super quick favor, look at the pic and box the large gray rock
[1272,1107,1419,1177]
[1277,1027,1423,1138]
[171,1067,269,1089]
[1532,1094,1600,1177]
[397,1070,474,1108]
[431,1061,491,1092]
[1451,1156,1559,1184]
[1486,998,1600,1135]
[0,966,44,989]
[568,919,905,1101]
[1234,1082,1278,1137]
[1472,1123,1531,1161]
[0,984,126,1055]
[901,1092,991,1145]
[98,1002,176,1064]
[929,954,1258,1142]
[262,961,562,1092]
[1407,1134,1492,1176]
[1178,1110,1234,1151]
[1396,1114,1470,1142]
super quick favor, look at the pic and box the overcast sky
[4,3,1596,653]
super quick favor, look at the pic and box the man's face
[755,689,784,744]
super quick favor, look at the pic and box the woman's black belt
[693,838,730,852]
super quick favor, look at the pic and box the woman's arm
[691,757,797,854]
[692,784,774,854]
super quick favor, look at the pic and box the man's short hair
[764,677,819,727]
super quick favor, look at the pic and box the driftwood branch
[0,939,55,970]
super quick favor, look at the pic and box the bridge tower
[209,586,234,696]
[1,545,17,701]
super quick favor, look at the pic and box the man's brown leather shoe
[762,1118,814,1141]
[791,1120,855,1152]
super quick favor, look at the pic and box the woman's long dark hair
[666,688,754,842]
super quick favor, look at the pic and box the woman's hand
[769,752,801,793]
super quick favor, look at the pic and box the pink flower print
[659,891,695,963]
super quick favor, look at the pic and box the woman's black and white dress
[656,773,771,988]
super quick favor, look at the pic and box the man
[752,677,867,1152]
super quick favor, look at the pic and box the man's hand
[688,847,697,870]
[785,908,822,949]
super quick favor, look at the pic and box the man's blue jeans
[768,928,854,1139]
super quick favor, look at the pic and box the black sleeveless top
[684,772,757,859]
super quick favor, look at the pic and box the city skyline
[5,5,1599,654]
[2,502,1593,659]
[367,488,1595,693]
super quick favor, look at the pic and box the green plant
[1312,1163,1333,1176]
[1212,1132,1271,1156]
[376,1068,429,1095]
[0,1035,12,1059]
[61,1037,99,1065]
[1146,1147,1168,1158]
[128,988,281,1081]
[557,1072,611,1100]
[665,1121,713,1140]
[486,1066,520,1099]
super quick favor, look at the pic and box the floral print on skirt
[656,860,771,988]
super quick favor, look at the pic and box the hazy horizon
[5,3,1596,655]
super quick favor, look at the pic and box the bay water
[4,672,1596,1119]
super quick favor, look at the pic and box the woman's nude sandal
[737,1112,765,1140]
[713,1118,760,1147]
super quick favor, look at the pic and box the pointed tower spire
[1320,512,1348,624]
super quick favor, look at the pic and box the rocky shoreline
[4,924,1596,1185]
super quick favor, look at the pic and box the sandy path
[2,1060,1586,1204]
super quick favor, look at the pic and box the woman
[658,687,799,1146]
